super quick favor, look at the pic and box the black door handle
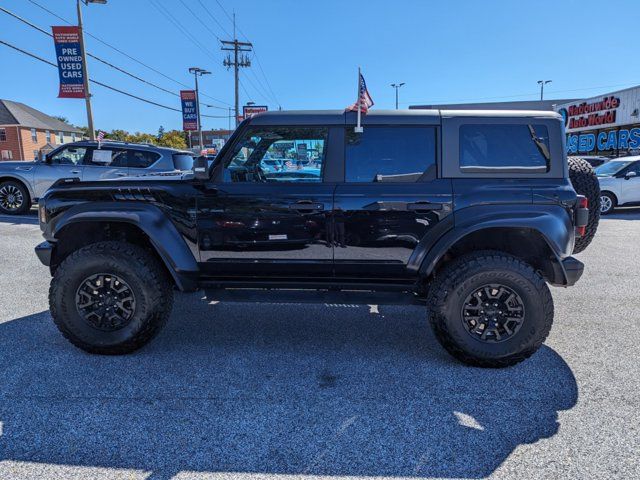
[407,202,443,211]
[289,201,324,211]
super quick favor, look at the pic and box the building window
[59,131,64,143]
[71,132,77,142]
[31,128,37,142]
[1,150,13,160]
[0,128,6,142]
[46,130,51,143]
[33,150,39,160]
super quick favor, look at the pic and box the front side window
[127,150,160,169]
[49,146,87,165]
[225,126,327,183]
[460,124,550,173]
[0,128,6,142]
[345,126,436,182]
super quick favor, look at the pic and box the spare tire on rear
[568,157,600,254]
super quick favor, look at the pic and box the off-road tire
[49,241,174,354]
[0,180,31,215]
[600,191,616,215]
[568,157,600,253]
[427,251,554,368]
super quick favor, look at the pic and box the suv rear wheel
[427,251,553,368]
[49,241,173,354]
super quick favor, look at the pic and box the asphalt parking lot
[0,210,639,480]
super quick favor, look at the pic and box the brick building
[0,99,83,161]
[188,129,234,149]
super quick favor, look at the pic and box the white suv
[595,156,640,214]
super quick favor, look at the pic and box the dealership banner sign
[180,90,198,131]
[243,105,268,119]
[52,26,85,98]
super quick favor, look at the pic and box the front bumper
[35,241,53,266]
[561,256,584,286]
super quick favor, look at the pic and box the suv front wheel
[49,241,174,354]
[427,251,553,368]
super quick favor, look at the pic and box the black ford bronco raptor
[35,110,599,367]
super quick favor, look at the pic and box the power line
[177,0,222,43]
[0,39,228,119]
[147,0,218,62]
[25,0,230,107]
[196,0,232,38]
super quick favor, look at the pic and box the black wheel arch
[415,205,576,286]
[47,202,199,291]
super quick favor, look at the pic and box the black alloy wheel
[461,284,525,343]
[75,273,136,331]
[0,182,26,213]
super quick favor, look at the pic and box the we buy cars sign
[180,90,198,131]
[52,26,85,98]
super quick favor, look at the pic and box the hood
[0,161,37,171]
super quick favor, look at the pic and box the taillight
[576,196,588,236]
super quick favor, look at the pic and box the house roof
[0,99,82,133]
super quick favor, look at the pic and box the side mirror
[193,155,209,180]
[625,171,637,180]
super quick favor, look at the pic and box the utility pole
[77,0,106,140]
[189,67,211,149]
[222,13,252,127]
[390,82,405,110]
[537,80,552,101]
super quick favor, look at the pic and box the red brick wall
[0,126,22,161]
[0,126,76,161]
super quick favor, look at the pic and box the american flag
[97,131,104,143]
[346,72,374,113]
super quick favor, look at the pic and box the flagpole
[355,66,363,133]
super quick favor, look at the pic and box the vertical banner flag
[52,26,85,99]
[180,90,198,131]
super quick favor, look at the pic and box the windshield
[595,161,633,176]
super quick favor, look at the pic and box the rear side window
[345,127,436,182]
[128,150,160,169]
[459,124,550,173]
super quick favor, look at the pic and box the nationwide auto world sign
[52,26,85,98]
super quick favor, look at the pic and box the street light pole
[537,80,552,101]
[390,83,405,110]
[77,0,106,140]
[189,67,211,150]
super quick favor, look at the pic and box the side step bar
[204,287,425,306]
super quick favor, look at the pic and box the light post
[537,80,552,101]
[390,82,405,110]
[189,67,211,149]
[77,0,106,141]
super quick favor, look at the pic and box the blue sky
[2,0,639,133]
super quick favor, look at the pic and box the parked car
[595,156,640,214]
[0,141,195,215]
[36,109,596,367]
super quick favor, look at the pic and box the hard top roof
[246,109,562,125]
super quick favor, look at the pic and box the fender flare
[417,205,575,284]
[49,201,199,291]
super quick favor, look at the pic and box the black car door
[196,125,337,277]
[332,124,453,277]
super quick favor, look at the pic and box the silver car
[0,141,195,214]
